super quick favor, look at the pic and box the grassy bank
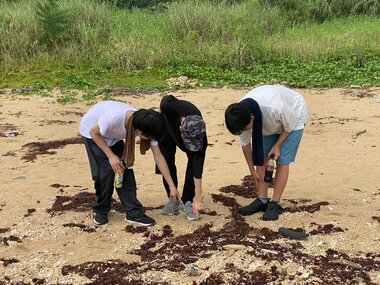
[0,0,379,90]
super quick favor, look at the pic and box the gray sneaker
[178,201,197,221]
[161,199,180,216]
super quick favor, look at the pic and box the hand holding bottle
[264,153,276,183]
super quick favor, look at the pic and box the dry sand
[0,87,379,284]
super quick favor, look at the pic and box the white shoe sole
[179,210,197,221]
[161,210,178,216]
[93,215,108,225]
[125,217,154,227]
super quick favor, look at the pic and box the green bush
[260,0,380,23]
[257,0,309,24]
[36,0,70,49]
[98,0,174,9]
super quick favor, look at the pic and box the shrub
[36,0,70,49]
[98,0,174,9]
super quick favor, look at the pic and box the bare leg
[272,164,289,201]
[256,164,269,198]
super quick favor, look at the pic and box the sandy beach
[0,87,379,284]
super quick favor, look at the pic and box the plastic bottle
[264,154,275,183]
[114,171,124,189]
[114,159,126,189]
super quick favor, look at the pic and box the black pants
[82,137,144,218]
[158,136,195,204]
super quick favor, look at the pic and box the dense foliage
[0,0,379,89]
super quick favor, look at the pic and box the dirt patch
[21,137,83,162]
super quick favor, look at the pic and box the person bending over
[80,100,180,226]
[225,85,307,221]
[158,95,207,221]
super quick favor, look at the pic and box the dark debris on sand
[21,137,83,162]
[219,175,258,198]
[1,235,22,246]
[372,216,380,223]
[47,191,124,216]
[0,258,20,267]
[284,201,330,213]
[24,208,36,217]
[63,223,96,233]
[309,223,344,235]
[26,176,380,284]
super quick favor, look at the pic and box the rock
[40,97,57,104]
[2,130,19,138]
[185,265,199,276]
[297,266,313,280]
[13,176,26,180]
[223,244,247,251]
[331,259,362,269]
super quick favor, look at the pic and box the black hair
[224,102,251,135]
[132,109,164,140]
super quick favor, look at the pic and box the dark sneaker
[262,201,284,221]
[93,212,108,225]
[126,214,155,227]
[238,198,269,216]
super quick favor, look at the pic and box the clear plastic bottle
[264,154,275,183]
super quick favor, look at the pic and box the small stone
[186,265,199,276]
[13,176,26,180]
[223,244,247,251]
[331,259,362,269]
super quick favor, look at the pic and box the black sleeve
[191,150,206,179]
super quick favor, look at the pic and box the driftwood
[352,129,366,139]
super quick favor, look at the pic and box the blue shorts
[263,129,304,165]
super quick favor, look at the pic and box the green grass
[0,64,167,90]
[0,0,379,91]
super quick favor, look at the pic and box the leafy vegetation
[0,0,379,91]
[36,0,70,49]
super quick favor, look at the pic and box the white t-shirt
[239,85,308,146]
[79,101,158,147]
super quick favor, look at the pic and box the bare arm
[192,178,202,216]
[90,124,124,174]
[151,145,181,201]
[242,144,262,182]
